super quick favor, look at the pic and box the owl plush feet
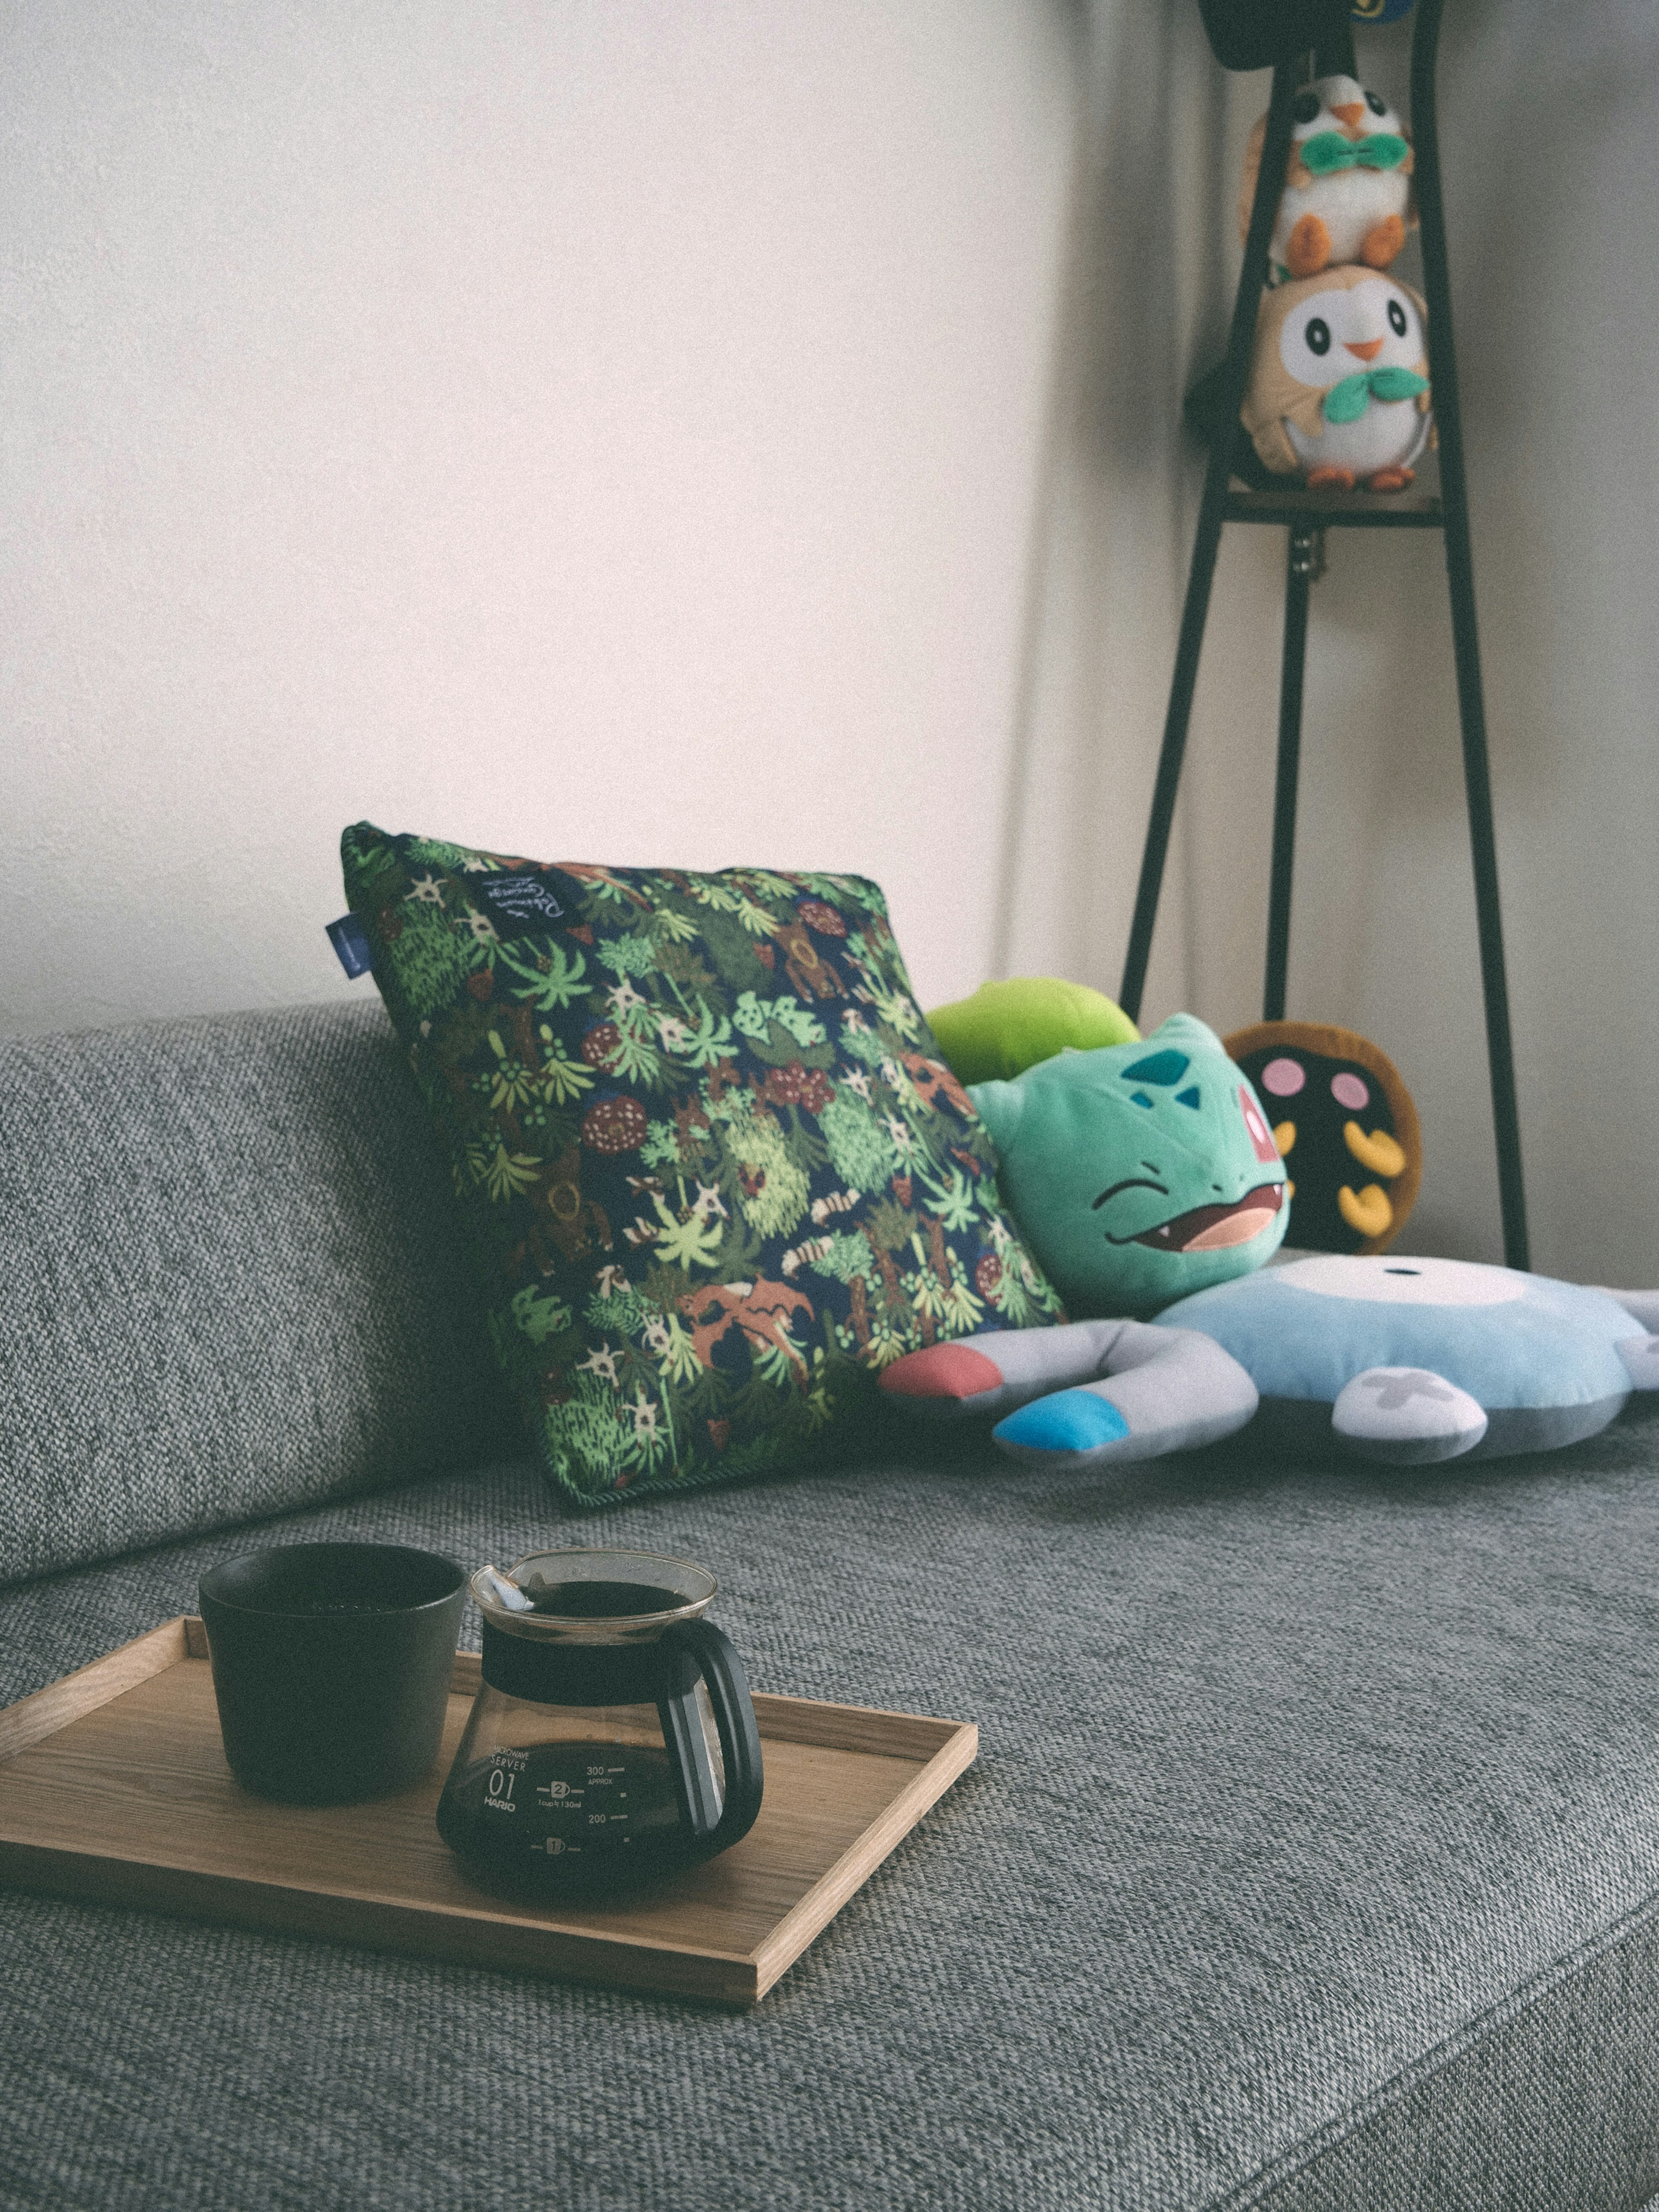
[1284,213,1332,279]
[1284,211,1404,281]
[1360,213,1408,269]
[881,1318,1259,1471]
[1309,469,1415,500]
[1305,464,1415,494]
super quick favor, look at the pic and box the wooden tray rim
[0,1618,977,2005]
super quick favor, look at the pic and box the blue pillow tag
[326,913,373,978]
[474,873,565,936]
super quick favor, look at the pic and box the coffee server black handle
[661,1618,765,1851]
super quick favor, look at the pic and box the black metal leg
[1119,510,1223,1025]
[1119,57,1300,1023]
[1314,17,1357,77]
[1263,525,1321,1021]
[1412,0,1530,1269]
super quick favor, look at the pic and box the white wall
[994,0,1231,1023]
[2,0,1077,1031]
[8,0,1657,1287]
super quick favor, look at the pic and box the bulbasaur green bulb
[969,1014,1289,1316]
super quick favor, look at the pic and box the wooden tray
[0,1618,975,2007]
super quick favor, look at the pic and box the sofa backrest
[0,1001,515,1586]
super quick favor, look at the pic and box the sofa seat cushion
[6,1405,1659,2210]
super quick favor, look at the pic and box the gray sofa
[5,1000,1659,2212]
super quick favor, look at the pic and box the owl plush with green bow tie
[1240,73,1417,280]
[1241,266,1433,493]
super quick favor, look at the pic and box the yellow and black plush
[1223,1023,1421,1254]
[1239,73,1416,282]
[1241,265,1432,493]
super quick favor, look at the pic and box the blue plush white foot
[1605,1289,1659,1388]
[1331,1366,1488,1465]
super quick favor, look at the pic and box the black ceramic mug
[198,1542,467,1804]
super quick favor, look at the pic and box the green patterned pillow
[341,821,1065,1505]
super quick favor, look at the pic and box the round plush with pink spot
[1222,1020,1421,1259]
[1262,1057,1306,1097]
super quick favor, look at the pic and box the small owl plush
[1239,73,1416,281]
[1241,266,1432,493]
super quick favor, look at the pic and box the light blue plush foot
[995,1389,1130,1458]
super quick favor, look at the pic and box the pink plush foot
[881,1341,1004,1404]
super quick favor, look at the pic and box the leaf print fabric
[341,822,1065,1506]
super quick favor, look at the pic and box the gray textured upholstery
[6,1002,1659,2209]
[6,1410,1659,2210]
[0,1001,513,1585]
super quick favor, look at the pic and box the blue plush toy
[982,1255,1659,1471]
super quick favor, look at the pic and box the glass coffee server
[437,1548,763,1897]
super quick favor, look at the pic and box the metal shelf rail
[1118,0,1529,1270]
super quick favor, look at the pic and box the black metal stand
[1120,0,1530,1270]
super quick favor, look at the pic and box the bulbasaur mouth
[1110,1181,1285,1254]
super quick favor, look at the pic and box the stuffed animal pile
[1239,73,1433,493]
[883,983,1659,1475]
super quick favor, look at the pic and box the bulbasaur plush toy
[967,1014,1288,1316]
